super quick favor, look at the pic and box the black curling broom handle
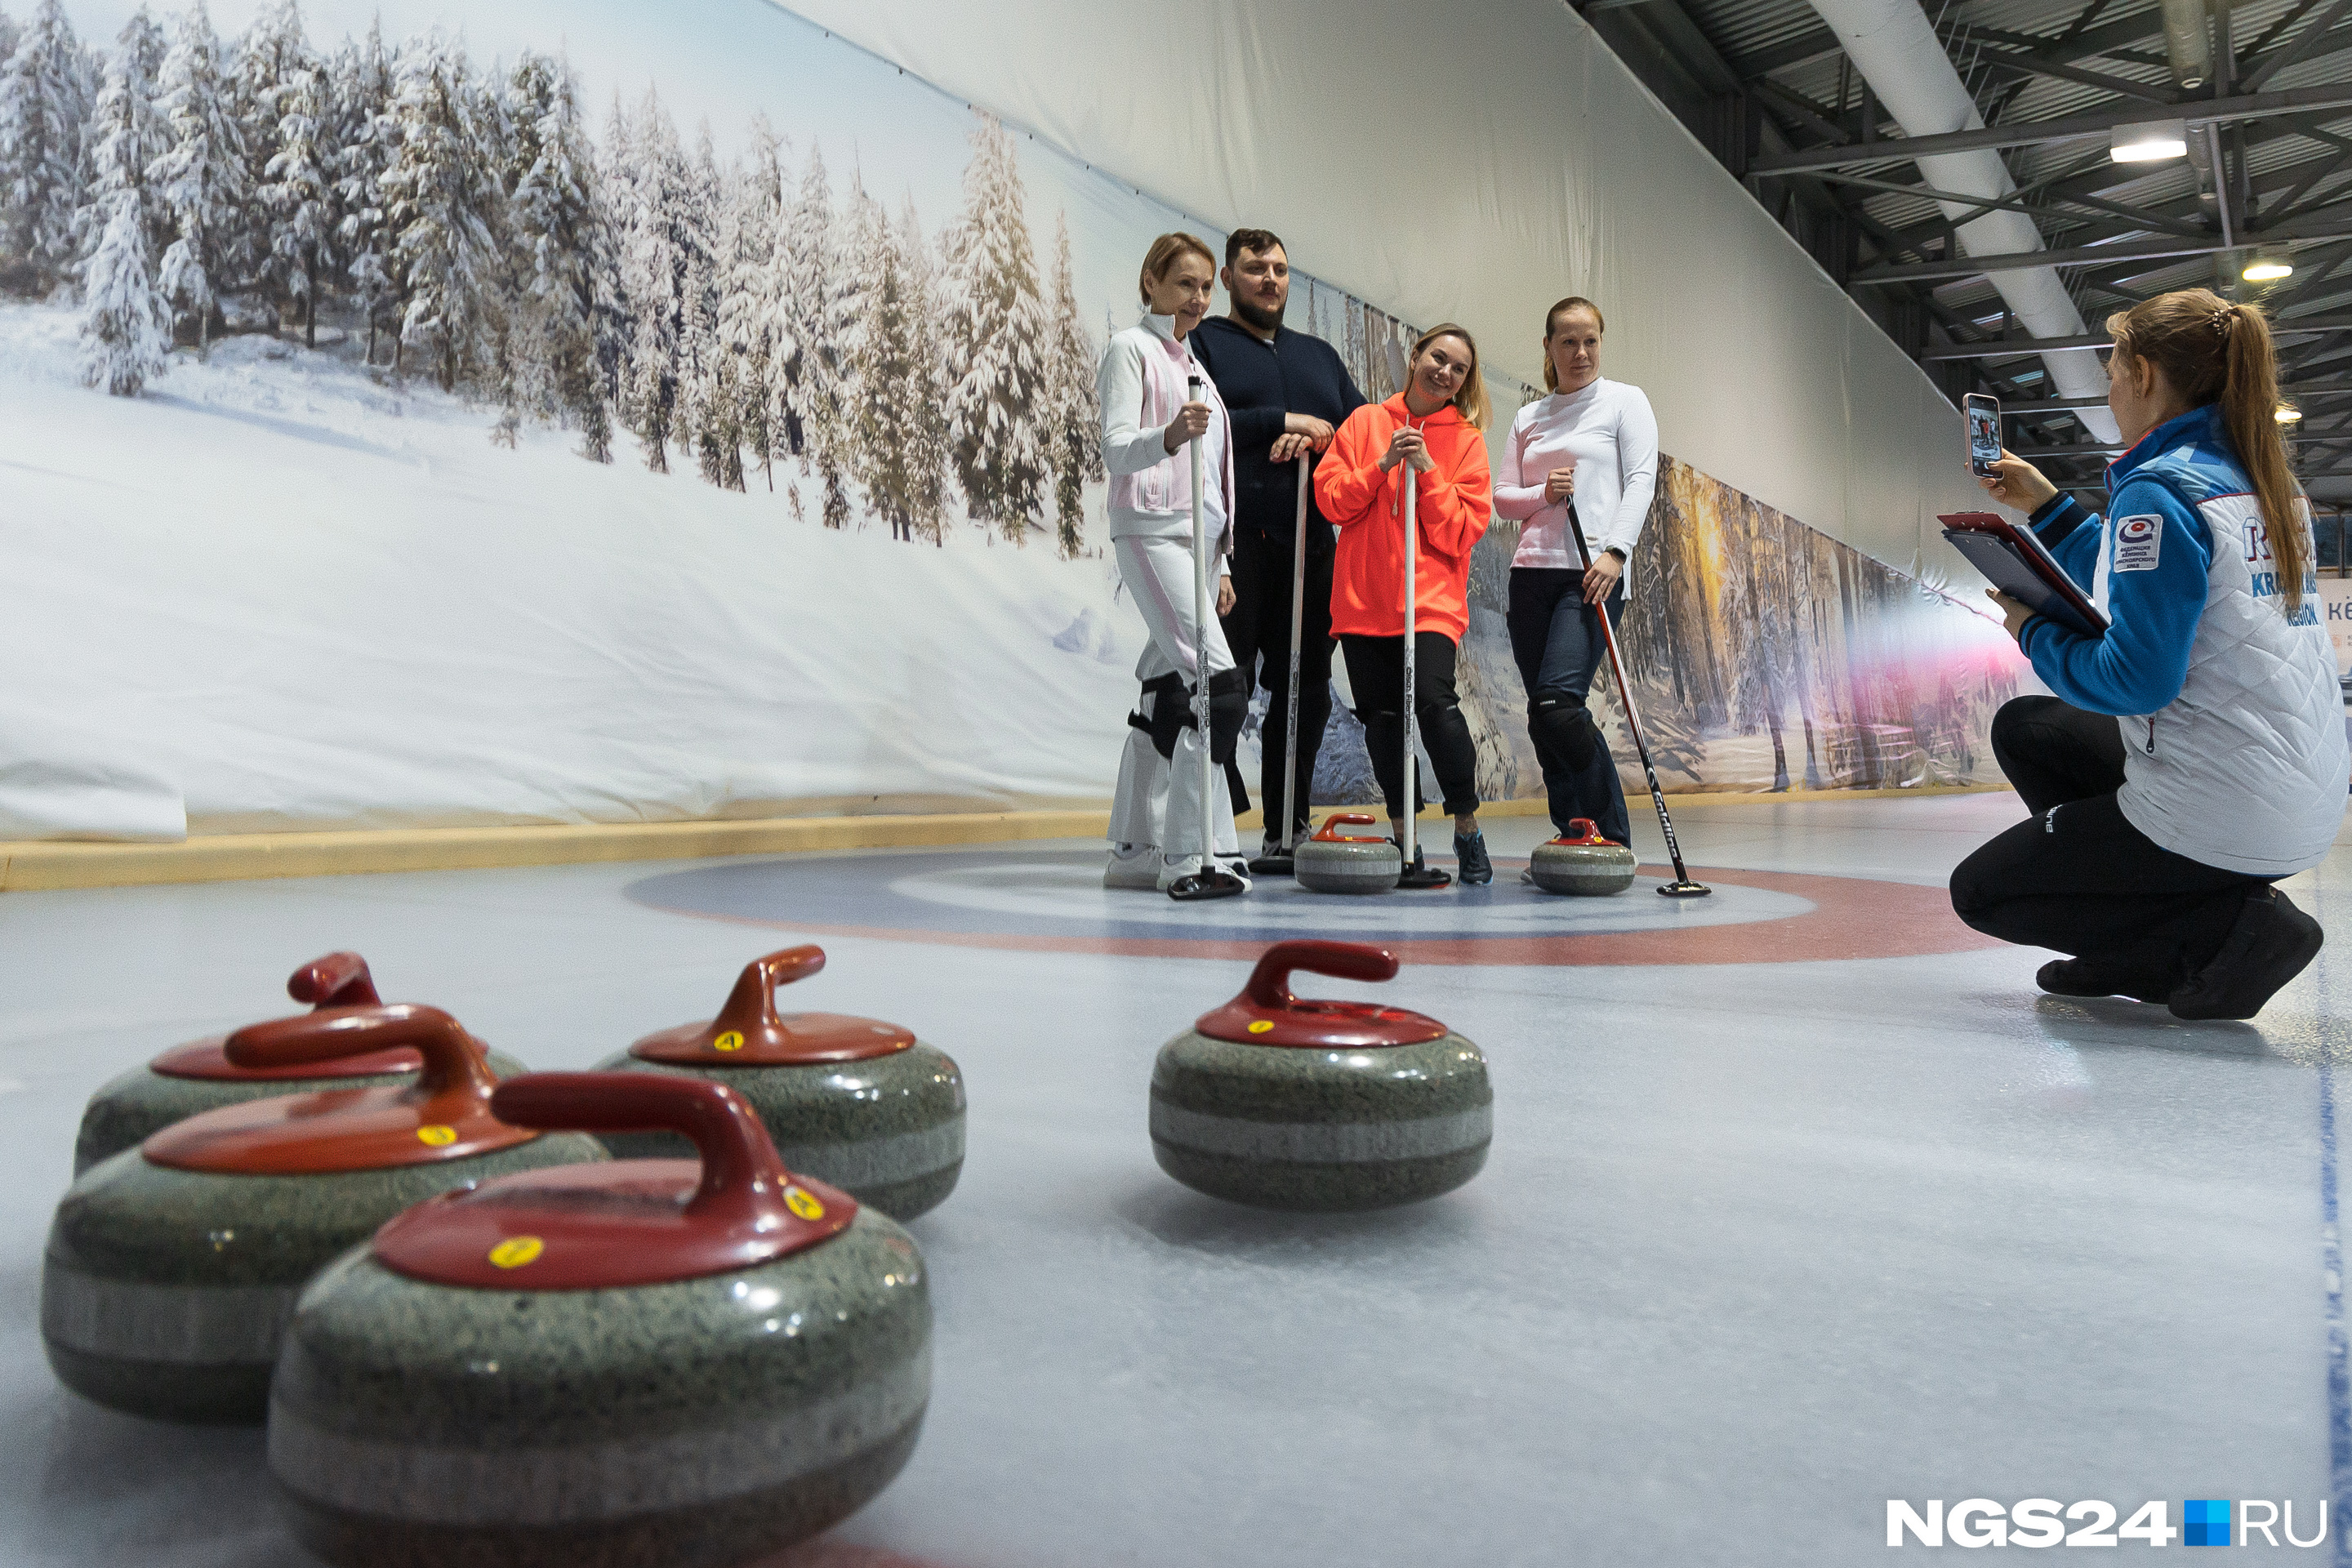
[1280,456,1307,853]
[1565,502,1698,886]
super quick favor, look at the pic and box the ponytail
[2107,288,2309,614]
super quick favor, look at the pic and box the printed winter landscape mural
[0,0,2016,837]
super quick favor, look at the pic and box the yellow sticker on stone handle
[713,1031,745,1053]
[1248,1020,1274,1035]
[416,1124,458,1147]
[784,1187,826,1221]
[488,1236,544,1269]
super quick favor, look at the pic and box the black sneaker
[2169,888,2323,1021]
[2036,957,2170,1005]
[1452,830,1492,885]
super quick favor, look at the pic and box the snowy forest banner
[0,0,2021,840]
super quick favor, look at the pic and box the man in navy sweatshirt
[1191,229,1366,857]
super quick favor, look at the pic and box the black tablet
[1940,512,2109,638]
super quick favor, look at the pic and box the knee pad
[1531,695,1600,772]
[1141,674,1188,760]
[1207,668,1249,765]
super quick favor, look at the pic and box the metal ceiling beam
[1748,80,2352,175]
[1853,229,2352,287]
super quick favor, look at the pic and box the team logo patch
[2114,514,2162,572]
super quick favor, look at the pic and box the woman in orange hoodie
[1315,323,1495,884]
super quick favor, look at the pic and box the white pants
[1112,535,1238,862]
[1107,717,1166,849]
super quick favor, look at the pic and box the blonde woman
[1097,232,1250,898]
[1314,323,1495,884]
[1952,288,2346,1019]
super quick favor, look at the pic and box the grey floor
[4,793,2346,1566]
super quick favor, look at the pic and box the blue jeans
[1507,567,1631,844]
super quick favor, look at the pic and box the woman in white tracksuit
[1098,231,1248,897]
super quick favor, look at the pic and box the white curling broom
[1249,456,1313,877]
[1393,416,1450,891]
[1169,371,1244,902]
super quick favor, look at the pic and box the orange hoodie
[1316,394,1492,641]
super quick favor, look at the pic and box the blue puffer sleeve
[2017,478,2213,716]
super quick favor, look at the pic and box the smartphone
[1965,394,2002,478]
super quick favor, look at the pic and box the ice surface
[0,796,2345,1566]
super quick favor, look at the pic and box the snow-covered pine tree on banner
[78,31,170,395]
[147,1,244,355]
[939,114,1050,546]
[1044,212,1102,560]
[0,0,92,291]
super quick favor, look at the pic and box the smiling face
[1545,307,1602,394]
[1410,333,1472,412]
[1146,251,1216,338]
[1223,243,1289,332]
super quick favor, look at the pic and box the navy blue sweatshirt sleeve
[2016,479,2213,716]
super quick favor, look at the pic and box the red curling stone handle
[1245,939,1400,1007]
[492,1072,792,1227]
[716,945,826,1035]
[285,951,381,1009]
[1196,940,1445,1048]
[225,1003,491,1096]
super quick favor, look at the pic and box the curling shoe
[1451,831,1492,886]
[1160,854,1250,901]
[1104,843,1162,891]
[2169,887,2323,1021]
[2034,956,2170,1005]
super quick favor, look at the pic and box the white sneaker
[1104,844,1161,890]
[1216,856,1256,890]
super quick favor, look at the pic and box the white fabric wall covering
[0,705,186,843]
[774,0,1997,586]
[1802,0,2124,444]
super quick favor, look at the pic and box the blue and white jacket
[2021,403,2346,876]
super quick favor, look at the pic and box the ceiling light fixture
[2277,403,2304,424]
[2243,256,2294,282]
[2110,118,2189,163]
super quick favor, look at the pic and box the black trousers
[1949,696,2270,989]
[1339,631,1481,821]
[1221,521,1334,837]
[1506,567,1633,844]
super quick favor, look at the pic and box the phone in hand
[1964,394,2002,478]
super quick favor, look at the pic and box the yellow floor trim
[0,782,2010,893]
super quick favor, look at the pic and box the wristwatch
[1603,547,1627,564]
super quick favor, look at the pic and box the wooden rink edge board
[0,784,2012,893]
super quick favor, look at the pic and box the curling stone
[269,1072,929,1568]
[74,951,530,1175]
[593,946,963,1219]
[1150,939,1491,1211]
[1294,812,1402,894]
[41,1004,603,1424]
[1527,818,1638,896]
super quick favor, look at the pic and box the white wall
[777,0,1993,588]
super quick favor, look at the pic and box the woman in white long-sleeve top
[1493,296,1659,847]
[1097,231,1249,898]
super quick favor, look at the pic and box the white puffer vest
[2098,448,2347,875]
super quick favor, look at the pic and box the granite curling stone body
[270,1072,930,1568]
[592,945,964,1218]
[1150,940,1491,1210]
[41,1004,602,1423]
[74,951,530,1175]
[1294,813,1403,894]
[1527,818,1639,897]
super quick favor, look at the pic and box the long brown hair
[1540,296,1604,393]
[2107,288,2308,613]
[1408,323,1490,430]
